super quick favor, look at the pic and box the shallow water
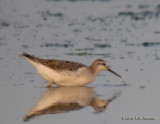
[0,0,160,123]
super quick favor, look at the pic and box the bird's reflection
[24,86,120,121]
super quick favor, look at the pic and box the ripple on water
[142,42,160,47]
[94,43,112,48]
[85,37,102,42]
[138,5,150,9]
[66,52,112,58]
[40,43,73,48]
[39,10,64,21]
[22,45,29,49]
[0,20,10,28]
[139,85,146,89]
[118,4,160,21]
[76,48,94,51]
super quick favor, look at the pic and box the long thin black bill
[108,68,121,78]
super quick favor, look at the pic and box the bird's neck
[89,63,99,76]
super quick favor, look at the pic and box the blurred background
[0,0,160,124]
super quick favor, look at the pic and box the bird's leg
[47,82,54,87]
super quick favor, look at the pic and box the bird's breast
[56,67,96,86]
[35,64,96,86]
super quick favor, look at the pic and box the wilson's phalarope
[21,53,121,87]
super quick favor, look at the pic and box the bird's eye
[103,63,105,66]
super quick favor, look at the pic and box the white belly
[35,64,95,86]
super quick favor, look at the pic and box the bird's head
[90,59,121,78]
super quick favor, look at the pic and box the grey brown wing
[44,60,87,71]
[21,53,87,71]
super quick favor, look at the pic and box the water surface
[0,0,160,123]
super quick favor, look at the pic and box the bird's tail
[21,52,43,67]
[21,53,36,61]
